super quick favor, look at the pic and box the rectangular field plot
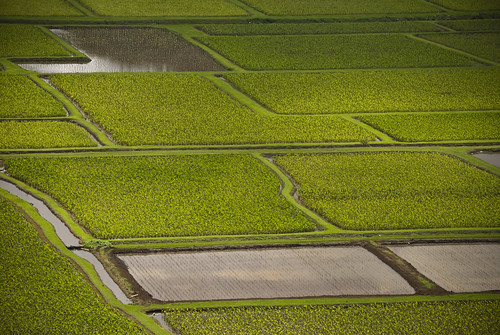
[198,21,443,35]
[359,111,500,142]
[0,74,66,118]
[0,121,97,149]
[273,152,500,230]
[420,32,500,62]
[430,0,500,11]
[5,155,315,239]
[49,73,374,145]
[0,0,83,16]
[238,0,440,15]
[225,68,500,114]
[119,247,414,301]
[198,34,478,70]
[164,300,500,335]
[438,19,500,31]
[0,25,72,57]
[389,244,500,292]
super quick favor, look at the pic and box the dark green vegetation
[49,73,374,145]
[0,0,83,16]
[0,74,66,117]
[274,152,500,230]
[225,68,500,114]
[5,155,316,239]
[198,21,443,35]
[0,24,71,57]
[198,34,479,70]
[430,0,500,11]
[164,300,500,335]
[438,19,500,31]
[0,197,147,334]
[0,121,97,149]
[359,111,500,142]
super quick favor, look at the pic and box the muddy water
[72,249,132,304]
[0,179,80,248]
[150,312,179,334]
[474,152,500,168]
[19,27,225,73]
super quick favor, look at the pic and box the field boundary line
[228,0,266,17]
[186,36,246,71]
[36,25,89,58]
[339,115,395,143]
[66,0,98,17]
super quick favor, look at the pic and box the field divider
[185,35,247,71]
[65,0,98,17]
[228,0,266,17]
[408,33,500,66]
[36,25,90,58]
[431,21,456,32]
[253,153,343,233]
[339,115,395,143]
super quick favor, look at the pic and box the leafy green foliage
[0,74,66,117]
[164,300,500,335]
[225,68,500,114]
[0,121,97,149]
[0,0,83,16]
[78,0,248,16]
[0,25,72,57]
[419,32,500,62]
[274,152,500,230]
[5,155,316,239]
[0,197,146,334]
[430,0,500,11]
[198,34,477,70]
[239,0,440,15]
[438,19,500,31]
[198,21,442,35]
[359,111,500,142]
[49,73,374,145]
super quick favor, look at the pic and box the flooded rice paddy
[119,247,415,302]
[19,27,225,73]
[389,244,500,293]
[474,152,500,168]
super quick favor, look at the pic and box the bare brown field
[118,247,414,302]
[389,244,500,293]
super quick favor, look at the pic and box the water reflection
[19,27,226,73]
[474,152,500,168]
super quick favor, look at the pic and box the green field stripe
[253,153,342,233]
[339,115,395,143]
[66,0,97,16]
[37,26,89,58]
[188,36,246,71]
[409,33,500,66]
[204,74,276,116]
[431,21,456,32]
[228,0,266,17]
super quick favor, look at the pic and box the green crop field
[164,300,500,334]
[239,0,440,15]
[198,21,443,35]
[274,152,500,230]
[78,0,248,16]
[49,73,374,145]
[420,32,500,62]
[0,197,146,334]
[438,19,500,31]
[359,111,500,142]
[0,121,97,149]
[0,25,72,57]
[430,0,500,11]
[0,0,83,16]
[5,155,316,239]
[225,68,500,114]
[0,74,66,118]
[198,34,478,70]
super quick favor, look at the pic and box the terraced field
[0,1,499,334]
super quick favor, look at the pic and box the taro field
[0,1,499,334]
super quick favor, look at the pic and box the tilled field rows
[119,246,415,302]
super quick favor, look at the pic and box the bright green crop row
[198,21,442,35]
[164,300,500,335]
[0,0,83,16]
[5,155,316,239]
[0,74,66,118]
[0,24,72,57]
[0,121,97,149]
[239,0,440,15]
[431,0,500,11]
[274,152,500,230]
[359,111,500,142]
[198,34,477,70]
[0,197,147,334]
[49,73,374,146]
[420,32,500,62]
[78,0,248,16]
[225,68,500,114]
[439,19,500,31]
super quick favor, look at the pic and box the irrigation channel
[0,179,131,304]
